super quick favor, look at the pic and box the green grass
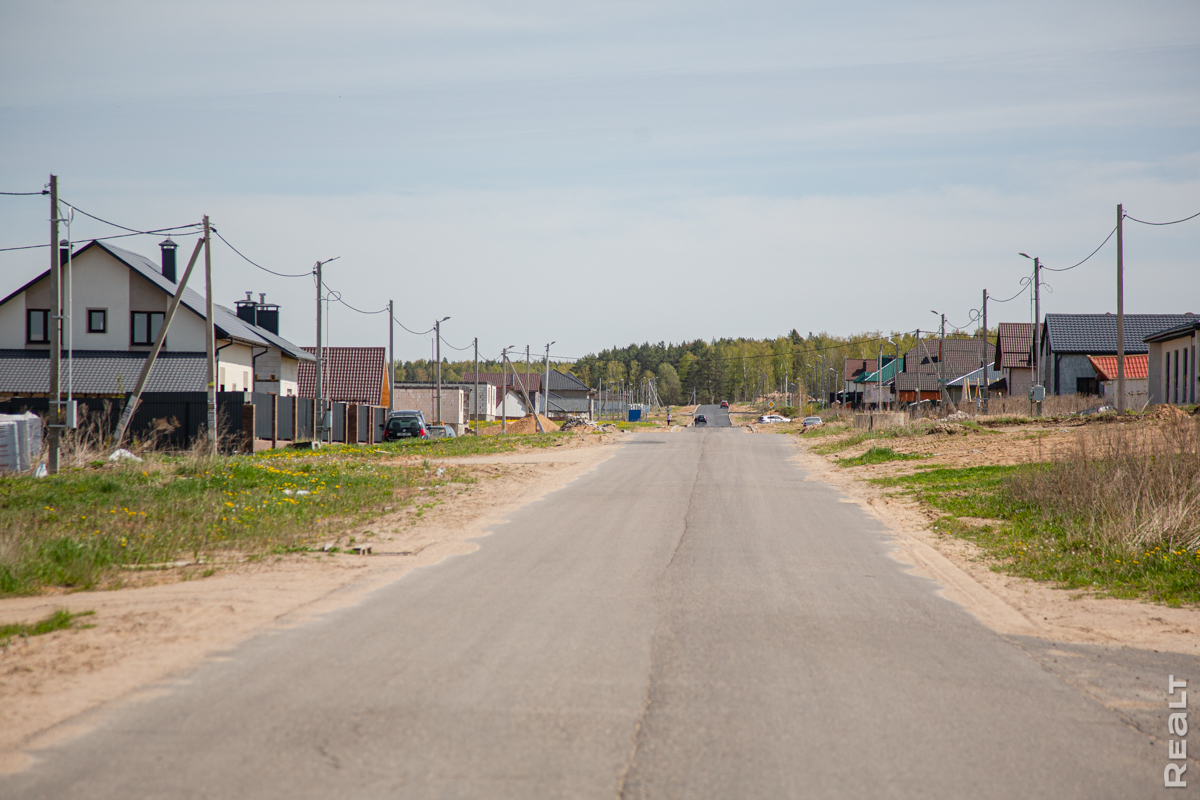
[837,446,927,467]
[810,425,918,454]
[0,444,479,596]
[0,608,94,646]
[874,465,1200,605]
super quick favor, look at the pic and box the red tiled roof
[1087,354,1148,381]
[461,372,541,393]
[298,346,386,404]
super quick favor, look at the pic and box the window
[1076,377,1097,396]
[87,309,107,333]
[131,311,165,345]
[26,309,50,343]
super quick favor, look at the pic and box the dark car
[720,401,729,408]
[695,414,708,425]
[383,415,428,441]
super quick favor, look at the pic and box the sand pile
[500,414,560,434]
[1149,404,1190,420]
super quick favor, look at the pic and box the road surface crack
[616,432,709,798]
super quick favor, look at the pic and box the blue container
[627,409,641,422]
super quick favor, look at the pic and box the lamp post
[886,338,898,410]
[931,311,946,410]
[542,341,555,417]
[434,316,449,423]
[1019,253,1042,416]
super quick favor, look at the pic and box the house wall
[1148,334,1199,405]
[0,291,26,349]
[254,351,300,397]
[1048,353,1096,395]
[392,387,466,429]
[1006,366,1034,398]
[0,247,210,352]
[1098,378,1149,408]
[216,343,255,392]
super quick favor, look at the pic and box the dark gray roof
[1043,313,1197,355]
[547,369,591,392]
[1144,319,1200,344]
[0,350,207,394]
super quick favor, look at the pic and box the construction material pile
[559,416,595,432]
[502,414,561,434]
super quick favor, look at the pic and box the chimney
[235,291,258,326]
[159,237,178,282]
[254,292,280,335]
[59,239,69,267]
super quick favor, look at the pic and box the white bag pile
[0,412,43,473]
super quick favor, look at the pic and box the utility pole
[1116,204,1126,415]
[525,345,531,415]
[314,259,324,443]
[939,313,947,408]
[47,175,61,473]
[388,300,394,414]
[501,347,508,434]
[473,338,479,430]
[203,216,217,448]
[1033,256,1042,417]
[542,341,555,418]
[981,289,989,413]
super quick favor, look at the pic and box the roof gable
[995,323,1033,369]
[1087,354,1149,381]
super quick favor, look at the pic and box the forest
[394,328,990,407]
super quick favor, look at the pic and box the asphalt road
[693,403,731,427]
[6,429,1180,798]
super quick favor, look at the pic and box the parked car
[719,401,729,408]
[695,414,708,425]
[383,414,428,441]
[427,424,457,439]
[802,416,823,428]
[756,414,792,424]
[388,409,427,426]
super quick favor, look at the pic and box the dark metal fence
[278,396,294,439]
[331,402,346,442]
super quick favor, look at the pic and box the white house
[1145,320,1199,406]
[0,239,313,398]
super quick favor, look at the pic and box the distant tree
[657,362,682,405]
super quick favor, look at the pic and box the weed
[838,446,927,467]
[0,608,95,646]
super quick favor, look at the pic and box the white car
[756,414,792,424]
[802,416,823,427]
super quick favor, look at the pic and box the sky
[1,0,1198,363]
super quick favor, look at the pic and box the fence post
[348,404,359,444]
[241,399,255,453]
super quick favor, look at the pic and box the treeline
[567,329,989,405]
[392,359,574,385]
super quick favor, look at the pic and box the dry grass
[1006,416,1200,553]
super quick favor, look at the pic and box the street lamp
[886,338,898,410]
[542,341,555,416]
[931,310,946,408]
[1019,252,1043,415]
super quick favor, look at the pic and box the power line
[0,190,47,196]
[1125,210,1200,226]
[990,277,1032,304]
[1041,226,1116,272]
[212,229,313,278]
[0,224,204,253]
[438,335,474,352]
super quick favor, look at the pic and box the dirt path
[788,432,1200,657]
[0,434,627,770]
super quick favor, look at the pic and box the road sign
[768,401,775,409]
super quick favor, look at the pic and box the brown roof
[460,372,541,393]
[895,371,940,392]
[298,346,387,404]
[995,323,1033,370]
[903,338,995,382]
[1087,354,1149,381]
[844,358,877,381]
